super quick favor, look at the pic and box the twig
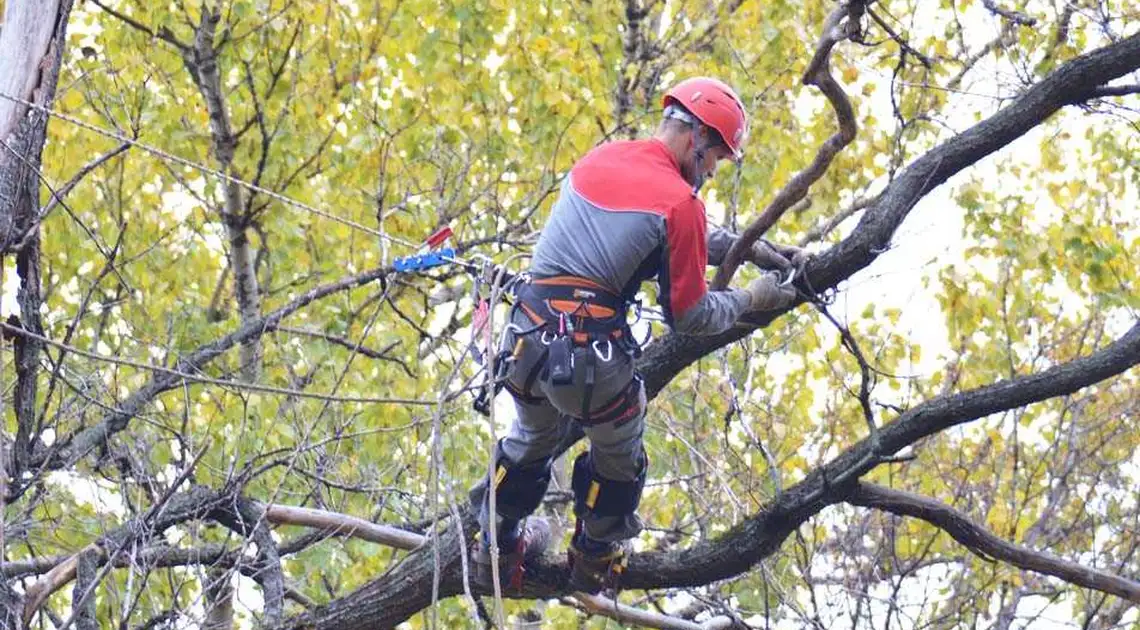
[981,0,1037,26]
[798,195,876,246]
[812,302,878,443]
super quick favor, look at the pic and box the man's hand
[748,240,808,272]
[744,271,797,312]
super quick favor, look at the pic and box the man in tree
[471,76,804,593]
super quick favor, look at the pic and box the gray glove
[749,240,808,272]
[745,272,797,312]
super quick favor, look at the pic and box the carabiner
[540,330,556,346]
[592,339,613,362]
[778,267,797,287]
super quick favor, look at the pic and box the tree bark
[0,0,74,476]
[188,8,263,382]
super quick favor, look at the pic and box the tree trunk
[0,1,76,628]
[0,0,74,474]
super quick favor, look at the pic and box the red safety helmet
[663,77,748,159]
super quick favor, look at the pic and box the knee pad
[485,443,553,519]
[571,450,647,518]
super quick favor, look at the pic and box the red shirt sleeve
[664,197,709,319]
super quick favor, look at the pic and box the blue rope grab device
[393,226,459,272]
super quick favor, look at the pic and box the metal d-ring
[540,330,556,346]
[592,339,613,362]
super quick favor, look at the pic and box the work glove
[748,240,808,272]
[744,271,797,312]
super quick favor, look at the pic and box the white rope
[0,322,434,406]
[0,90,417,248]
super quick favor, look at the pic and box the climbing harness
[393,226,652,422]
[509,276,645,423]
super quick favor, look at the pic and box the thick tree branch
[847,481,1140,602]
[288,316,1140,628]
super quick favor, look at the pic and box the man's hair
[659,104,727,147]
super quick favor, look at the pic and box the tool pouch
[546,335,574,386]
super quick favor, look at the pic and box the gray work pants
[476,307,646,543]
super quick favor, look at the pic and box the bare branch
[1090,84,1140,98]
[23,264,393,475]
[263,504,425,550]
[981,0,1038,27]
[798,195,875,246]
[847,482,1140,602]
[867,9,932,68]
[87,0,189,51]
[40,141,130,216]
[568,592,735,630]
[710,2,861,290]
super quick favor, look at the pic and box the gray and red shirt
[530,138,751,335]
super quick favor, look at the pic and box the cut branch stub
[709,1,861,291]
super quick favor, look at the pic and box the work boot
[471,517,553,591]
[567,530,629,594]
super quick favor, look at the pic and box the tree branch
[847,481,1140,602]
[1090,84,1140,98]
[981,0,1038,27]
[710,1,862,290]
[87,0,189,51]
[263,504,425,550]
[25,266,391,475]
[288,316,1140,628]
[639,28,1140,398]
[187,8,263,383]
